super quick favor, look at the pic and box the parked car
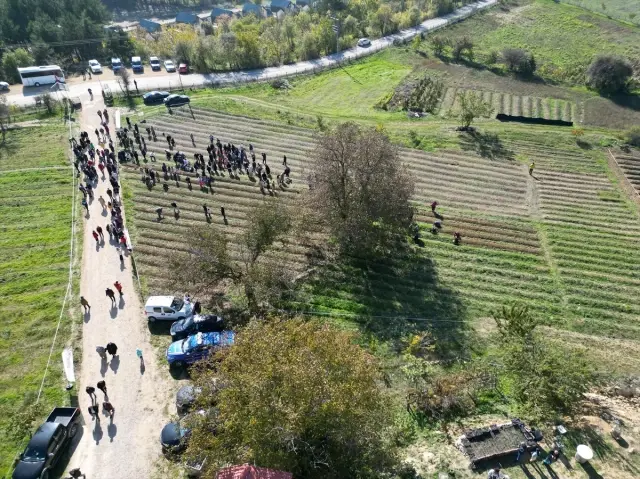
[143,90,170,105]
[131,56,144,73]
[149,56,161,71]
[164,60,176,72]
[176,384,202,416]
[0,81,9,91]
[170,314,225,341]
[111,57,122,73]
[144,296,193,322]
[88,59,102,74]
[357,37,372,47]
[164,94,190,107]
[161,415,193,453]
[178,63,189,74]
[166,331,235,368]
[12,408,80,479]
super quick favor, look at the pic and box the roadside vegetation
[0,124,75,472]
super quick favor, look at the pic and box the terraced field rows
[123,109,640,340]
[610,150,640,196]
[439,88,579,123]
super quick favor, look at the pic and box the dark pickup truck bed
[46,407,78,427]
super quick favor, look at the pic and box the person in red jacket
[114,281,123,297]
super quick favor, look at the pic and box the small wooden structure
[456,418,540,468]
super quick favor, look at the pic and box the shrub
[625,126,640,147]
[452,36,474,62]
[502,48,536,76]
[486,50,499,65]
[431,36,449,57]
[586,56,633,94]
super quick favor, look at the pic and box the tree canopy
[188,319,397,478]
[586,55,633,95]
[492,304,594,420]
[309,122,415,253]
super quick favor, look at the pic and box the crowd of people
[114,117,293,212]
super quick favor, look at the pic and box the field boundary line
[0,165,70,174]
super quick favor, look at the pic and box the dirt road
[67,95,173,478]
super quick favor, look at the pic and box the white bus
[17,65,65,87]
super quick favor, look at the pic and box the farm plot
[122,108,640,341]
[0,125,74,471]
[123,109,563,330]
[609,150,640,196]
[438,87,578,123]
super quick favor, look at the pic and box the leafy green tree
[174,40,193,64]
[187,319,397,478]
[452,36,473,62]
[309,122,415,253]
[586,55,633,95]
[370,4,396,36]
[31,44,54,65]
[2,48,34,83]
[502,48,537,76]
[493,304,594,419]
[456,91,494,129]
[430,35,449,57]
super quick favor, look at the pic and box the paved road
[66,100,173,479]
[5,0,496,107]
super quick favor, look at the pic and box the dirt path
[67,96,172,478]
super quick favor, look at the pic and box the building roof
[211,7,235,19]
[242,2,263,14]
[175,11,198,24]
[269,0,292,10]
[139,18,162,32]
[216,464,293,479]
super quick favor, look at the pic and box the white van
[145,296,193,322]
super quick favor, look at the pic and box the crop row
[438,88,577,122]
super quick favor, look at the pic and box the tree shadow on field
[306,244,468,354]
[609,92,640,111]
[459,130,515,161]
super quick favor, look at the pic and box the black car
[170,314,225,341]
[176,385,202,416]
[13,408,80,479]
[143,91,170,105]
[164,94,190,107]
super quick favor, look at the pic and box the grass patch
[437,0,640,84]
[0,124,75,472]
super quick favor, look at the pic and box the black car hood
[12,459,45,479]
[161,422,181,446]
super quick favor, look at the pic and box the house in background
[211,7,235,20]
[175,11,198,25]
[242,2,266,17]
[138,18,162,33]
[268,0,295,13]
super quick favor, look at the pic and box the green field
[0,125,76,471]
[563,0,640,25]
[437,0,640,84]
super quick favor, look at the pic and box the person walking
[262,152,267,164]
[103,109,109,122]
[85,385,96,403]
[98,195,106,209]
[203,204,211,221]
[97,380,107,397]
[220,206,226,221]
[529,160,535,176]
[106,342,118,357]
[431,201,438,213]
[283,155,287,166]
[105,224,112,239]
[103,401,115,419]
[105,287,116,306]
[117,247,124,265]
[80,296,91,312]
[96,345,107,360]
[96,226,104,241]
[92,230,99,245]
[106,188,113,200]
[81,198,89,214]
[133,79,138,92]
[114,281,123,297]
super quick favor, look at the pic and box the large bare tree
[309,122,415,253]
[169,199,295,315]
